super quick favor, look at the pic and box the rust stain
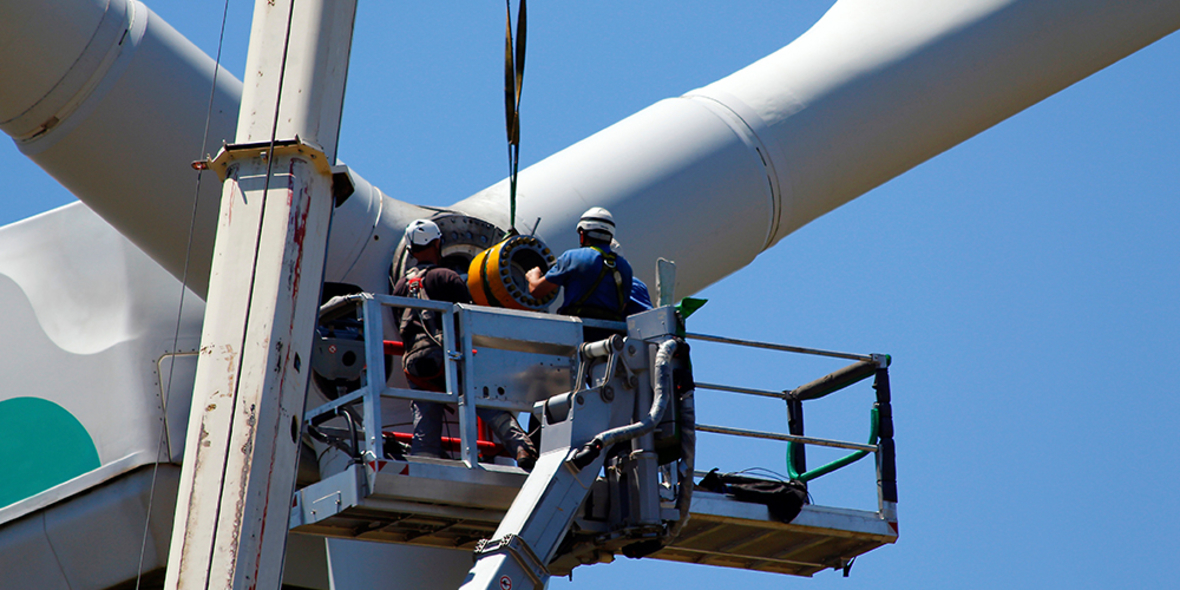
[249,402,288,588]
[194,161,320,588]
[176,420,212,582]
[223,343,238,402]
[273,339,285,374]
[226,400,258,588]
[224,343,238,374]
[195,421,210,451]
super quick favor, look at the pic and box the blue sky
[2,3,1177,589]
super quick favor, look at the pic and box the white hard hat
[405,219,443,247]
[577,207,615,240]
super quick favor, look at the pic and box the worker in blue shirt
[526,207,633,323]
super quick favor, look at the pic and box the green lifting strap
[787,406,880,482]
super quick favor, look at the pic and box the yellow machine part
[468,235,558,312]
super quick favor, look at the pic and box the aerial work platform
[647,491,896,576]
[292,462,896,576]
[292,293,897,583]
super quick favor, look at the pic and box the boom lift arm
[462,309,688,590]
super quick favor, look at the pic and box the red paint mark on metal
[241,159,321,587]
[279,160,315,357]
[285,160,311,304]
[248,398,282,589]
[255,172,307,583]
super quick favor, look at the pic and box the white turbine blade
[453,0,1180,295]
[0,0,239,297]
[699,0,1180,246]
[1,0,1177,296]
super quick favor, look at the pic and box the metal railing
[305,294,594,469]
[683,331,897,513]
[302,300,898,516]
[305,293,478,467]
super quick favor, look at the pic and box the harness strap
[564,246,626,320]
[400,265,444,345]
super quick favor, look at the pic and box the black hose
[339,408,361,460]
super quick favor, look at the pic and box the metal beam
[164,1,356,588]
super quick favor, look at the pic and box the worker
[525,207,634,329]
[392,219,537,469]
[627,277,653,315]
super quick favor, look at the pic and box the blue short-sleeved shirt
[545,246,633,317]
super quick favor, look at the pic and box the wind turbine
[1,1,1177,588]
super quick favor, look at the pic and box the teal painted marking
[0,397,101,508]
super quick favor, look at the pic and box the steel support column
[165,1,357,588]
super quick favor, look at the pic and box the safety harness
[399,265,447,391]
[558,246,627,321]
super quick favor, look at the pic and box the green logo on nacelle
[0,397,101,508]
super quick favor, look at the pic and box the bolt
[576,394,585,405]
[602,385,615,402]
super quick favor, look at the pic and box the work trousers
[410,400,533,460]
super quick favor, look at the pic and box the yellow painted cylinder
[467,235,558,311]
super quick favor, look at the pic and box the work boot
[483,410,537,470]
[515,445,538,471]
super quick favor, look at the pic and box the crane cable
[504,0,526,233]
[135,0,233,588]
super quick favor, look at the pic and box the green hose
[787,407,879,482]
